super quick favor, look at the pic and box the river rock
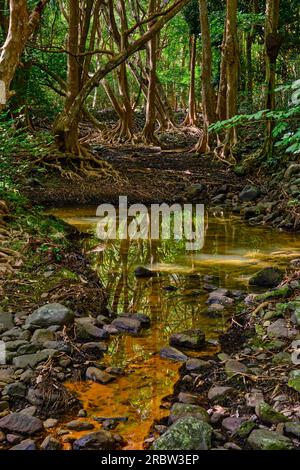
[25,303,74,329]
[81,342,107,354]
[0,368,15,384]
[178,392,200,405]
[222,416,245,434]
[256,401,289,424]
[267,319,297,339]
[207,292,234,306]
[86,367,115,384]
[0,312,14,333]
[66,420,94,431]
[31,329,55,344]
[185,358,211,372]
[12,349,57,368]
[153,416,213,450]
[73,430,116,450]
[169,329,205,350]
[3,382,27,398]
[284,422,300,438]
[134,266,156,278]
[249,267,283,288]
[40,436,62,450]
[245,389,264,408]
[169,403,209,425]
[207,386,234,402]
[248,429,293,450]
[4,340,28,352]
[239,185,260,202]
[43,418,58,429]
[76,320,109,341]
[111,316,142,335]
[0,413,43,435]
[160,347,187,362]
[10,439,37,450]
[225,360,248,378]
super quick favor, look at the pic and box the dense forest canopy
[0,0,299,174]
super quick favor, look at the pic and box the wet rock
[225,360,248,378]
[43,418,58,429]
[76,321,109,341]
[3,382,26,398]
[207,304,225,314]
[0,413,43,435]
[249,267,283,288]
[207,386,234,402]
[73,430,116,450]
[248,429,293,450]
[134,266,156,278]
[81,342,107,354]
[185,358,211,372]
[10,439,37,450]
[66,420,94,431]
[169,329,205,350]
[284,422,300,438]
[239,185,260,202]
[25,303,74,329]
[222,417,245,434]
[17,343,40,355]
[131,313,151,328]
[12,349,57,368]
[1,327,22,339]
[111,316,142,335]
[207,293,234,306]
[267,319,297,339]
[40,436,62,450]
[178,392,200,405]
[86,367,115,384]
[31,329,55,344]
[159,347,187,362]
[0,312,14,333]
[153,416,213,450]
[77,409,87,418]
[256,401,289,425]
[169,403,209,425]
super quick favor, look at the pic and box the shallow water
[50,206,300,449]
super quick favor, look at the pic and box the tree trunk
[263,0,281,158]
[222,0,239,158]
[0,0,48,109]
[216,16,227,121]
[195,0,216,153]
[54,0,80,153]
[143,0,159,143]
[183,34,197,127]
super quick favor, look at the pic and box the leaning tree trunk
[143,0,159,144]
[263,0,281,158]
[183,34,197,127]
[195,0,216,153]
[0,0,48,109]
[54,0,80,153]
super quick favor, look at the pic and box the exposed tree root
[33,144,121,181]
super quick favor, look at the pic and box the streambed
[49,206,300,449]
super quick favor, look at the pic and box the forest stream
[48,206,300,450]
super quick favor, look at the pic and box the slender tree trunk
[263,0,281,158]
[183,34,197,126]
[143,0,159,143]
[222,0,239,159]
[246,32,253,109]
[195,0,216,152]
[216,16,227,121]
[54,0,80,153]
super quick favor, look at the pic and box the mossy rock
[249,267,283,288]
[248,429,294,450]
[152,416,213,450]
[254,285,291,302]
[256,401,289,425]
[168,403,209,425]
